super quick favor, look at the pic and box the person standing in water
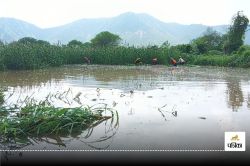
[178,56,185,65]
[170,57,177,66]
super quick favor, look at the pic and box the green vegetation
[0,11,249,70]
[223,11,249,54]
[0,105,110,142]
[166,11,250,67]
[0,99,117,147]
[0,89,4,104]
[187,54,234,67]
[91,31,121,47]
[191,28,224,54]
[0,38,170,70]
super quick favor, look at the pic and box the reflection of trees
[86,67,160,90]
[89,67,156,82]
[0,65,158,88]
[226,78,244,112]
[0,68,65,88]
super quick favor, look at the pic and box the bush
[238,45,250,55]
[191,55,233,67]
[207,50,224,55]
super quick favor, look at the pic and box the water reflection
[0,69,63,88]
[1,65,250,112]
[87,66,156,82]
[0,65,161,92]
[1,65,250,151]
[226,78,244,112]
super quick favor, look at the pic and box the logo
[231,135,240,141]
[225,132,245,151]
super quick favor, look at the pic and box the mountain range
[0,12,249,46]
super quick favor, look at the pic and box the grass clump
[0,102,115,146]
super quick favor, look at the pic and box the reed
[0,40,249,70]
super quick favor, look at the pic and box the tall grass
[82,46,169,65]
[0,40,250,70]
[0,43,172,70]
[186,55,234,67]
[2,43,65,70]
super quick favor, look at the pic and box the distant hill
[0,18,42,42]
[0,12,249,45]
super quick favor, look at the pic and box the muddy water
[1,65,250,150]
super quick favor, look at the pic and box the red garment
[171,59,177,65]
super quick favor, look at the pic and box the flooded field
[1,65,250,151]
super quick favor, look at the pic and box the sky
[0,0,250,28]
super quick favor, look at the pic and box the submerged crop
[0,91,119,149]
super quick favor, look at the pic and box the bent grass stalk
[0,92,118,149]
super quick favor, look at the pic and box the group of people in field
[134,56,185,66]
[83,56,185,66]
[170,57,185,66]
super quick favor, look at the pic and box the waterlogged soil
[1,65,250,150]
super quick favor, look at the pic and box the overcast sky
[1,0,249,28]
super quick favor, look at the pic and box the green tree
[18,37,38,44]
[172,44,193,54]
[91,31,121,47]
[223,11,249,54]
[82,42,92,48]
[191,27,223,54]
[37,40,50,45]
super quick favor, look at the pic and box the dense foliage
[223,11,249,54]
[191,28,224,54]
[90,31,121,47]
[0,37,250,70]
[0,40,171,70]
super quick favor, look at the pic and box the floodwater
[0,65,250,151]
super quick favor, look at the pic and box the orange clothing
[171,59,177,65]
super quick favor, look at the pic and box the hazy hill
[0,12,249,45]
[0,17,42,42]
